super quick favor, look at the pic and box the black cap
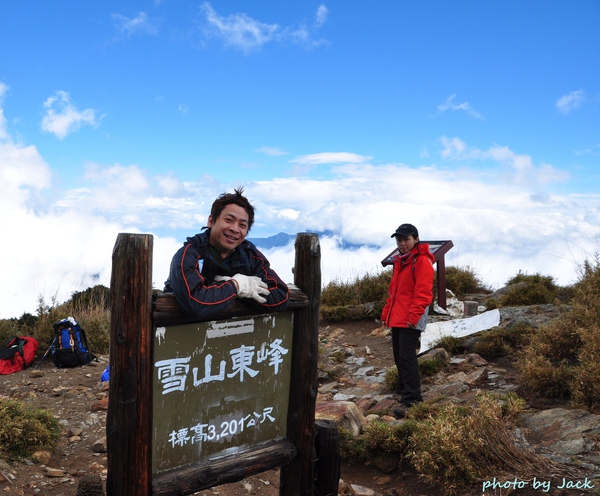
[391,223,418,238]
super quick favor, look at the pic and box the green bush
[498,272,559,307]
[321,270,392,307]
[443,265,486,297]
[0,398,60,461]
[339,419,417,463]
[418,358,446,376]
[383,367,397,391]
[431,335,463,355]
[518,259,600,409]
[320,270,392,322]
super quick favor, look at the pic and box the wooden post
[107,233,154,496]
[436,253,447,310]
[313,420,340,496]
[280,233,321,496]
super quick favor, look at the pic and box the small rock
[92,437,108,453]
[464,367,488,387]
[69,427,83,437]
[91,398,109,411]
[32,451,52,465]
[52,387,68,396]
[373,475,392,485]
[419,347,450,364]
[464,353,488,367]
[88,461,106,472]
[45,467,65,477]
[372,453,399,473]
[349,483,378,496]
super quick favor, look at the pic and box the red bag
[0,336,39,375]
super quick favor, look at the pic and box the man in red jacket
[381,223,434,417]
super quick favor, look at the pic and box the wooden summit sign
[107,232,329,496]
[153,312,293,474]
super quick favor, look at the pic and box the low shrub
[418,358,445,376]
[383,367,397,391]
[320,270,391,322]
[472,329,510,358]
[340,393,545,495]
[518,258,600,410]
[498,272,559,307]
[0,398,60,461]
[338,419,417,463]
[407,392,548,494]
[431,335,463,355]
[444,265,486,297]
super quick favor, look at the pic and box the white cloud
[41,91,99,139]
[315,5,329,28]
[199,2,328,53]
[112,12,159,36]
[0,141,182,318]
[200,2,278,52]
[437,94,483,119]
[256,146,288,156]
[2,94,599,318]
[440,136,569,185]
[0,81,9,140]
[291,152,372,165]
[556,89,585,114]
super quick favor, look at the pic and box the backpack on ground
[0,335,39,375]
[52,317,96,368]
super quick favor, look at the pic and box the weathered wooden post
[280,233,321,496]
[314,420,340,496]
[107,233,154,495]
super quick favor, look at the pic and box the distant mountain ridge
[249,230,379,250]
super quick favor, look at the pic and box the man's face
[208,204,250,259]
[396,235,417,255]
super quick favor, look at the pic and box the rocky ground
[1,303,600,495]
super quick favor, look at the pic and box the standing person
[164,188,289,319]
[381,223,434,418]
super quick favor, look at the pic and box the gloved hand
[232,274,270,304]
[214,275,232,282]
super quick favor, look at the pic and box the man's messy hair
[210,187,255,230]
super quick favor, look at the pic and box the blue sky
[1,1,599,318]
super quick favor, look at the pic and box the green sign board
[152,312,294,475]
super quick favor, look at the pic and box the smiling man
[164,188,289,319]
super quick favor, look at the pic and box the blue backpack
[52,317,96,368]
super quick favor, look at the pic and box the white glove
[232,274,270,304]
[214,275,232,282]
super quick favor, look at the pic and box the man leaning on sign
[163,187,289,319]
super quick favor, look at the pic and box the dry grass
[0,398,60,461]
[518,259,600,410]
[407,393,576,495]
[340,392,577,495]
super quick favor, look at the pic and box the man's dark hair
[210,187,255,230]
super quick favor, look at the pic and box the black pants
[391,327,423,407]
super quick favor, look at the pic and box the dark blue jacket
[164,230,289,319]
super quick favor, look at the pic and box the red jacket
[381,243,435,330]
